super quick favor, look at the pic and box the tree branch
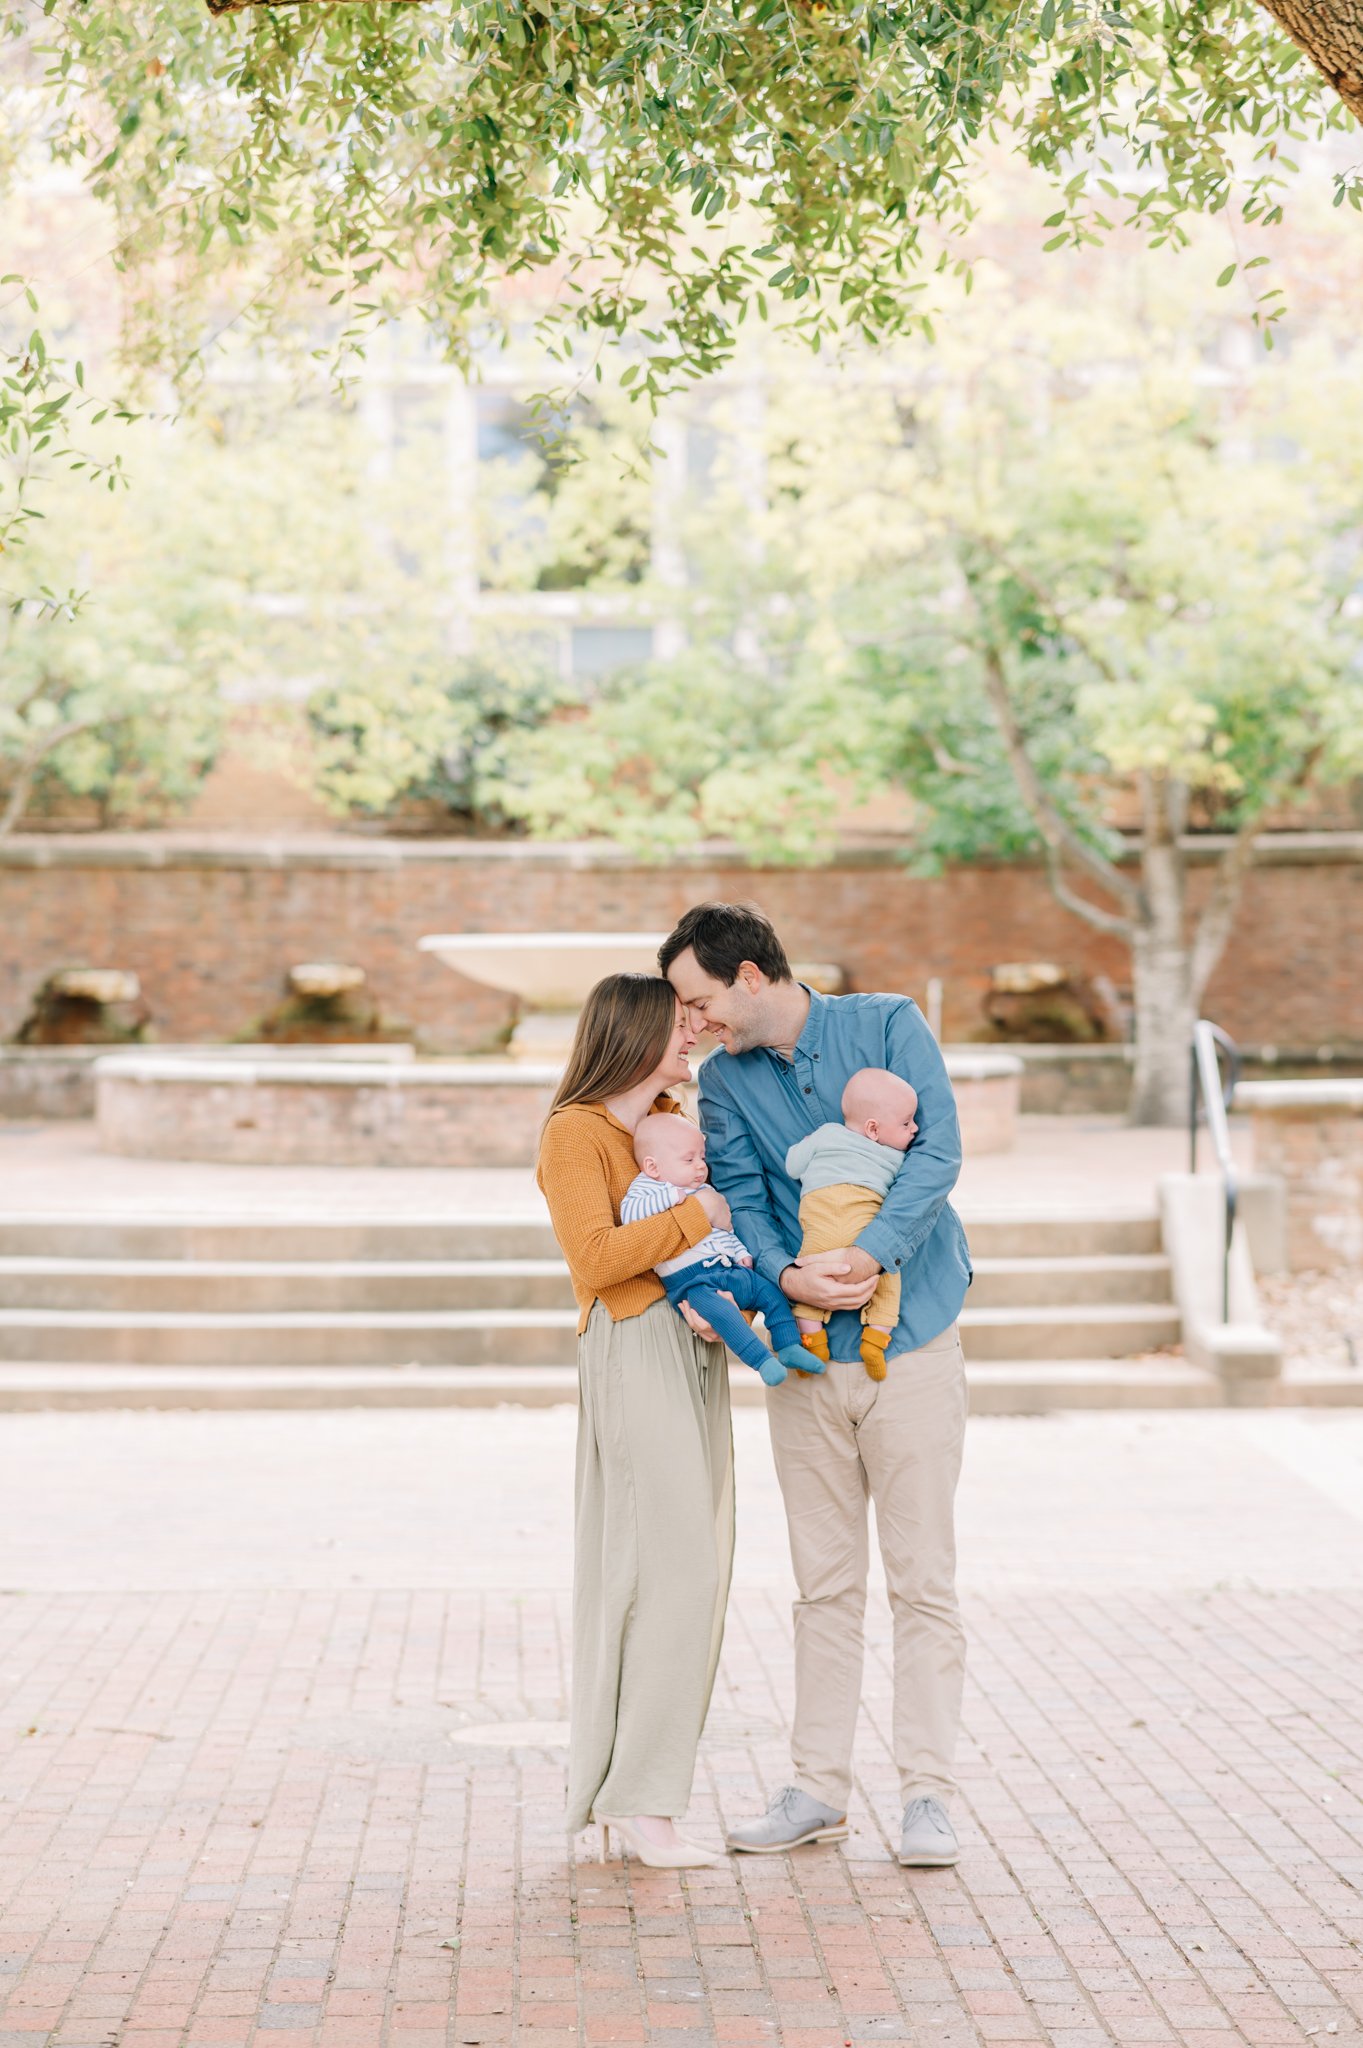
[971,618,1142,913]
[206,0,412,11]
[1043,841,1135,941]
[0,715,115,836]
[1189,823,1261,1003]
[965,529,1127,688]
[1253,0,1363,121]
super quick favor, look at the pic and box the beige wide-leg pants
[765,1319,968,1811]
[567,1296,734,1833]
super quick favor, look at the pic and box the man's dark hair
[658,902,793,986]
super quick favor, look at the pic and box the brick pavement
[2,1411,1362,2048]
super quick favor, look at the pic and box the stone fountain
[418,931,667,1060]
[92,929,1022,1167]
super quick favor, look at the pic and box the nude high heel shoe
[596,1815,725,1869]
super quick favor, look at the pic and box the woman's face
[651,1001,699,1088]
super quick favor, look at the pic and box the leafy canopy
[3,0,1358,415]
[500,287,1363,861]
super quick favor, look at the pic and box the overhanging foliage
[5,0,1358,409]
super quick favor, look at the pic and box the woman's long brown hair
[546,973,678,1118]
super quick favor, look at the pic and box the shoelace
[904,1797,946,1831]
[772,1785,802,1817]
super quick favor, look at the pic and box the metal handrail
[1189,1020,1241,1323]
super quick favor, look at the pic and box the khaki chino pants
[765,1319,968,1810]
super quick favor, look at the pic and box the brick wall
[1,833,1360,1054]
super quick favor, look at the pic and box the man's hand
[679,1291,736,1344]
[780,1247,880,1313]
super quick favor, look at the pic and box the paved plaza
[2,1405,1362,2048]
[4,1115,1239,1222]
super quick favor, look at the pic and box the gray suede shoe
[725,1785,848,1853]
[898,1796,959,1866]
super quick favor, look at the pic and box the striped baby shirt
[620,1173,751,1278]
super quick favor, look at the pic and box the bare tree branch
[969,611,1142,913]
[1043,841,1135,941]
[0,715,118,836]
[964,529,1128,688]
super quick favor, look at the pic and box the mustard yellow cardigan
[535,1094,713,1333]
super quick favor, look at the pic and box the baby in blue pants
[621,1115,824,1387]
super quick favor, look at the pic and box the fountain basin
[96,1054,559,1168]
[419,931,667,1060]
[94,1045,1021,1167]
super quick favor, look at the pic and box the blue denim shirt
[696,989,972,1361]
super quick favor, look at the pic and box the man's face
[665,947,768,1057]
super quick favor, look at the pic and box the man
[660,901,972,1867]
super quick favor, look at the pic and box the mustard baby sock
[860,1326,890,1381]
[800,1328,830,1364]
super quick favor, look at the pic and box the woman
[536,973,735,1869]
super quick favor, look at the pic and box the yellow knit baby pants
[789,1183,902,1339]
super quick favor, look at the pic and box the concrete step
[0,1309,581,1367]
[969,1254,1172,1308]
[0,1302,1180,1367]
[0,1251,1172,1314]
[959,1303,1181,1361]
[0,1258,574,1313]
[0,1214,562,1261]
[0,1359,1278,1412]
[960,1212,1160,1257]
[964,1361,1223,1412]
[0,1208,1158,1263]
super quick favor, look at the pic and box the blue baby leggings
[662,1262,802,1375]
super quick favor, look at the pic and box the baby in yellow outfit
[784,1067,919,1381]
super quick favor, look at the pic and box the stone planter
[1236,1079,1363,1270]
[942,1051,1022,1156]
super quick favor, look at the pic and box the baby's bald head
[841,1068,919,1152]
[633,1113,709,1187]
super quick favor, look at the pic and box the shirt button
[803,1086,812,1094]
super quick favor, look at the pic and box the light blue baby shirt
[786,1123,906,1197]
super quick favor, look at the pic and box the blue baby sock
[754,1352,788,1386]
[778,1343,826,1376]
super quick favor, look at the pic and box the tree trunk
[1126,839,1195,1127]
[1254,0,1363,120]
[1128,928,1197,1127]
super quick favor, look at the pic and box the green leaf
[1216,263,1237,286]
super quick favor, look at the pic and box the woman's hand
[679,1293,735,1345]
[695,1185,732,1231]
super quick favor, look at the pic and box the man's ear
[738,960,763,993]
